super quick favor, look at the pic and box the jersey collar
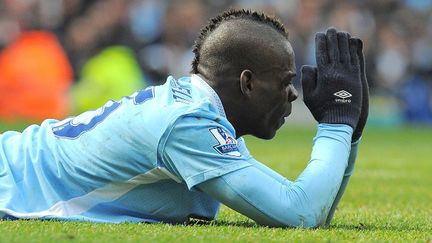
[191,74,227,118]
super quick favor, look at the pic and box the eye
[280,71,296,89]
[282,77,293,87]
[282,72,296,87]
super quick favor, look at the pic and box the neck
[198,74,249,138]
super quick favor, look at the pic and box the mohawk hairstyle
[191,9,288,74]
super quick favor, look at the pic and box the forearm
[198,124,352,228]
[325,139,360,225]
[286,123,352,226]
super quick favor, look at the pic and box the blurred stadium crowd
[0,0,431,124]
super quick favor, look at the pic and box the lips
[283,103,292,118]
[279,111,290,127]
[273,103,292,129]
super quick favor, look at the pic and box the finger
[356,39,367,84]
[315,32,328,66]
[349,38,359,67]
[353,38,369,140]
[326,28,339,63]
[337,32,350,64]
[357,38,369,109]
[301,65,318,96]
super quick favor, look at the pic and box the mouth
[274,103,292,129]
[283,103,292,118]
[278,111,290,127]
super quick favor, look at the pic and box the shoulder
[159,113,240,159]
[157,114,252,189]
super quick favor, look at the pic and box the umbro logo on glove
[334,90,352,103]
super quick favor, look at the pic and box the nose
[287,84,298,102]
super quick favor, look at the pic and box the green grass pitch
[0,124,431,242]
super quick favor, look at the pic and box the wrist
[315,123,353,148]
[318,123,354,133]
[320,107,360,129]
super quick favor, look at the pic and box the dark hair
[191,9,288,74]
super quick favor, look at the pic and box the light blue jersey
[0,75,251,223]
[0,74,360,227]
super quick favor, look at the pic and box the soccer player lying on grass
[0,9,369,228]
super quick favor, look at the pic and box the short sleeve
[158,116,252,189]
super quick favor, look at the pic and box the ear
[239,70,254,96]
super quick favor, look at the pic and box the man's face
[248,41,298,139]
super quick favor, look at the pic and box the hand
[301,28,362,129]
[351,38,369,141]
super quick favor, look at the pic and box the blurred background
[0,0,432,127]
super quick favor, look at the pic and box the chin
[254,129,277,140]
[250,119,281,140]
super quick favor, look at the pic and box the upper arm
[159,115,252,189]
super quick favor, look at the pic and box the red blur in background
[0,31,73,121]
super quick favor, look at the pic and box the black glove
[302,28,362,129]
[351,38,369,141]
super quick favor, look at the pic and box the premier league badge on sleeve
[209,127,241,157]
